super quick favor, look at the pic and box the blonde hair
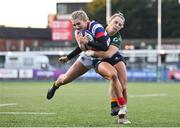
[70,10,89,21]
[108,12,125,24]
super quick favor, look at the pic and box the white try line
[129,93,167,98]
[0,103,17,107]
[0,112,56,115]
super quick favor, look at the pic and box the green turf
[0,81,180,127]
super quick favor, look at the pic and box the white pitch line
[129,93,167,98]
[0,103,17,107]
[0,112,56,115]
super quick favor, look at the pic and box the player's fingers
[58,58,67,63]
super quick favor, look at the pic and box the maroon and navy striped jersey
[87,20,110,47]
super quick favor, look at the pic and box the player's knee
[109,70,118,81]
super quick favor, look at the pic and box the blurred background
[0,0,179,82]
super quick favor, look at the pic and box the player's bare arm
[94,45,118,58]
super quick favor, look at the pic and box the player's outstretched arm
[86,45,118,58]
[58,56,69,63]
[58,46,82,63]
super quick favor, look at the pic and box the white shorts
[77,52,93,69]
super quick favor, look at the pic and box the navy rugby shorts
[92,52,126,70]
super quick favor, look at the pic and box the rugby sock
[52,83,59,90]
[117,97,126,106]
[111,98,118,109]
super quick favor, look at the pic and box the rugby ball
[79,30,94,51]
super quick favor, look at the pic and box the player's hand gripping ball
[78,30,94,51]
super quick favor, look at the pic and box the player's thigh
[64,60,89,81]
[114,61,127,88]
[97,62,117,80]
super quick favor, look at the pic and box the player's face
[108,17,124,34]
[72,19,87,30]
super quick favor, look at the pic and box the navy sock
[52,83,59,90]
[111,101,118,109]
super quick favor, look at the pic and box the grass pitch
[0,81,180,127]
